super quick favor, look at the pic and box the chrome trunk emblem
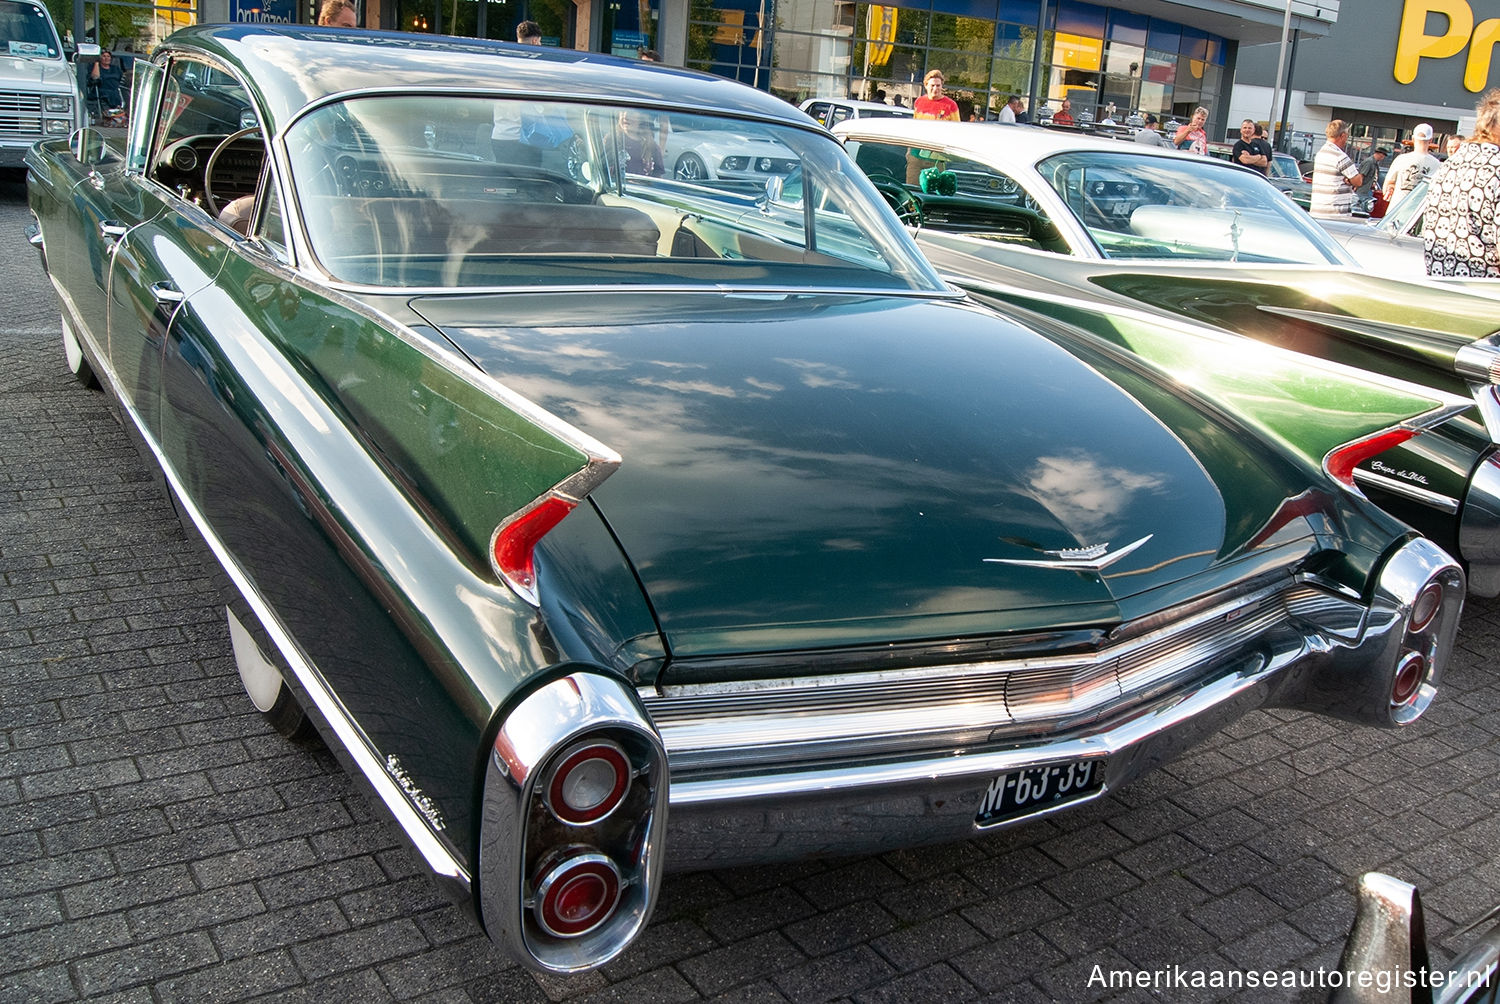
[985,534,1153,571]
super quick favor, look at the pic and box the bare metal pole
[1267,0,1294,149]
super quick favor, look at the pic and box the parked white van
[1,0,89,171]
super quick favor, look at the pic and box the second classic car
[26,25,1470,974]
[833,118,1500,597]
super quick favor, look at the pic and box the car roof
[831,118,1209,169]
[801,98,911,114]
[160,23,811,136]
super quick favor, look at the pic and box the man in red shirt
[914,70,960,121]
[907,69,961,184]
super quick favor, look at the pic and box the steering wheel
[872,179,925,226]
[204,125,262,217]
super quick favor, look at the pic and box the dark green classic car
[24,25,1472,973]
[831,118,1500,598]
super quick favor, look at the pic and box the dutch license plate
[974,758,1106,826]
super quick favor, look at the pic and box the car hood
[412,291,1331,657]
[0,54,73,89]
[1316,222,1424,278]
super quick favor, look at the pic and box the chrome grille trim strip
[643,577,1353,771]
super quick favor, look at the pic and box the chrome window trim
[314,280,969,300]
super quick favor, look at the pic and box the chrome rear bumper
[659,537,1463,868]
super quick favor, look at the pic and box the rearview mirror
[73,42,101,60]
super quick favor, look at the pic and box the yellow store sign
[1395,0,1500,92]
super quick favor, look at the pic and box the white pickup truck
[1,0,89,172]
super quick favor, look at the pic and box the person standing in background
[907,69,959,184]
[1174,106,1208,154]
[1230,118,1271,175]
[1385,124,1441,203]
[1447,134,1465,157]
[913,70,960,122]
[1052,97,1074,126]
[317,0,358,26]
[1424,90,1500,277]
[998,95,1022,124]
[1134,113,1170,147]
[493,22,544,165]
[1310,119,1364,219]
[1354,146,1387,204]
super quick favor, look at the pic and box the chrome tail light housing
[478,673,668,973]
[1299,537,1464,727]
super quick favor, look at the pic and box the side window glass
[256,178,287,253]
[149,58,265,219]
[830,106,850,126]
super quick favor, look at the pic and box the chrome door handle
[150,282,184,305]
[99,220,128,241]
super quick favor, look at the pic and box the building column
[661,0,686,64]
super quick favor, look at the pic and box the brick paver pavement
[5,173,1500,1003]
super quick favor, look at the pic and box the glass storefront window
[993,21,1033,62]
[687,0,771,86]
[930,11,993,59]
[1106,8,1145,47]
[602,0,659,57]
[1101,40,1141,113]
[715,0,1225,127]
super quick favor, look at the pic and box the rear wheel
[673,153,708,181]
[226,606,311,739]
[61,315,99,389]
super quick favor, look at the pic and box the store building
[1227,0,1491,160]
[73,0,1337,138]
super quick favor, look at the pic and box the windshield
[286,95,945,291]
[1381,178,1428,237]
[0,0,61,58]
[1036,150,1349,264]
[1269,154,1303,182]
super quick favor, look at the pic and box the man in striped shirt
[1311,119,1363,218]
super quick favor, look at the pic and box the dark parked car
[26,24,1469,974]
[833,118,1500,598]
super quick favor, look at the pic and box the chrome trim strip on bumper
[644,577,1324,772]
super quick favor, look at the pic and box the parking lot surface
[5,173,1500,1003]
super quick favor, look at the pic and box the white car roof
[831,119,1205,170]
[800,98,913,116]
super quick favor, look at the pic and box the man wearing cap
[1384,124,1441,204]
[1134,113,1170,147]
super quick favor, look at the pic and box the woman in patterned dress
[1423,89,1500,277]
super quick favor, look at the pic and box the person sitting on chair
[90,50,125,118]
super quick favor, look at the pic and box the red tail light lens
[1325,429,1418,488]
[1391,652,1425,707]
[492,493,577,605]
[1409,581,1443,633]
[534,852,622,938]
[546,741,631,825]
